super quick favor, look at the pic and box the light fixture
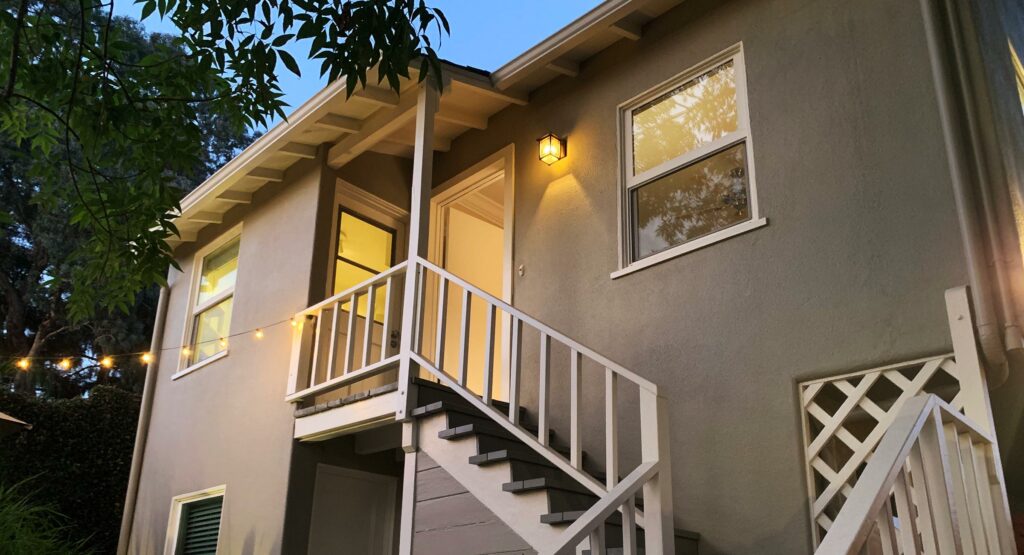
[16,358,29,371]
[290,317,298,328]
[59,358,72,371]
[181,347,192,357]
[254,329,265,340]
[100,356,114,369]
[141,352,154,364]
[537,133,567,165]
[218,338,228,349]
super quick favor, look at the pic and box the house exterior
[118,0,1024,553]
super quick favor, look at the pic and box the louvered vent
[177,496,223,554]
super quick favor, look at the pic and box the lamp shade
[538,133,566,165]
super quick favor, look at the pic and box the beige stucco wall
[431,0,970,552]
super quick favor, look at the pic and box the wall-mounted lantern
[537,133,567,165]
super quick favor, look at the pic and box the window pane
[191,296,233,364]
[632,60,738,175]
[197,238,239,305]
[631,142,750,260]
[338,212,394,273]
[333,261,386,323]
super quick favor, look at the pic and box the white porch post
[396,83,437,555]
[945,285,995,434]
[639,390,675,555]
[396,83,438,420]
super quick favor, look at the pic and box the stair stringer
[417,412,568,553]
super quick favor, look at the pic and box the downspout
[920,0,1012,386]
[116,284,170,555]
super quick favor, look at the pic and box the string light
[290,317,298,328]
[181,347,192,357]
[16,358,30,371]
[218,338,228,349]
[141,352,154,364]
[59,358,72,371]
[100,356,114,369]
[254,329,264,340]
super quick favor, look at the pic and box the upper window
[334,208,395,322]
[184,232,240,369]
[619,45,763,273]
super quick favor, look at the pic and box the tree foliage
[0,0,447,321]
[0,17,255,395]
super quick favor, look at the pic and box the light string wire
[1,315,301,365]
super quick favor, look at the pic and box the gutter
[920,0,1016,387]
[117,284,170,555]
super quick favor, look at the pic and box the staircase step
[413,380,529,422]
[502,476,594,497]
[468,448,556,468]
[540,510,624,526]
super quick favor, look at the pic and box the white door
[307,464,397,555]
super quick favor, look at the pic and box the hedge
[0,386,141,553]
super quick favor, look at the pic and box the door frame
[427,144,515,304]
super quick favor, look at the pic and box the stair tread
[502,476,596,497]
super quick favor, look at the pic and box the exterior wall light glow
[538,133,566,165]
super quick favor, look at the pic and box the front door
[307,464,397,555]
[429,166,511,400]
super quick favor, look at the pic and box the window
[181,230,240,373]
[165,486,225,555]
[617,45,764,275]
[334,208,395,322]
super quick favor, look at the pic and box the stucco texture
[432,0,969,553]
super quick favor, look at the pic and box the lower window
[167,487,225,555]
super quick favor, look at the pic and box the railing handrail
[299,260,408,316]
[815,393,1008,554]
[414,257,658,394]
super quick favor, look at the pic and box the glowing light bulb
[254,329,265,340]
[16,358,29,371]
[182,347,192,357]
[59,358,72,371]
[141,352,154,364]
[218,338,228,348]
[100,356,114,369]
[290,318,298,328]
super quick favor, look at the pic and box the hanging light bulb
[218,338,228,349]
[141,352,154,364]
[181,347,192,357]
[290,317,298,328]
[16,358,30,371]
[59,358,72,371]
[100,356,114,369]
[254,329,265,340]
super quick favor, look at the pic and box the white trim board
[163,484,226,555]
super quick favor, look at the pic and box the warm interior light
[254,329,265,340]
[141,352,154,364]
[181,347,192,357]
[59,358,72,371]
[100,356,114,369]
[16,358,29,371]
[538,133,567,165]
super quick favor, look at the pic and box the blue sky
[116,1,601,114]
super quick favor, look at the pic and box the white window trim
[176,224,242,377]
[164,484,226,555]
[614,43,766,278]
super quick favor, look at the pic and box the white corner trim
[171,350,229,381]
[163,484,226,555]
[610,217,767,279]
[336,179,409,220]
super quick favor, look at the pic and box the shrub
[0,386,140,553]
[0,480,92,554]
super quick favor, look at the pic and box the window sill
[171,350,229,381]
[610,217,768,280]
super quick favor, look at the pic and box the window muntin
[333,209,395,322]
[622,46,757,267]
[186,235,240,367]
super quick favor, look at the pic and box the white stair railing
[815,394,1016,555]
[408,257,675,555]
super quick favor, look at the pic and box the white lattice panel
[799,355,966,544]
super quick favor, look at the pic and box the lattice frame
[798,354,967,545]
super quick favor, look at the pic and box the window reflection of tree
[631,62,738,175]
[633,143,749,259]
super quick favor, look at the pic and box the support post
[397,83,439,420]
[398,421,419,555]
[639,390,675,555]
[945,286,995,433]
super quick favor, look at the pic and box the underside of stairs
[410,380,699,555]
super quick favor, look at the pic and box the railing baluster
[457,289,472,387]
[361,284,377,368]
[380,277,393,360]
[945,424,983,555]
[324,302,341,380]
[621,499,637,555]
[413,267,426,352]
[538,332,550,447]
[309,310,327,388]
[343,293,358,374]
[508,317,522,424]
[962,435,1001,552]
[570,349,582,469]
[606,368,619,488]
[909,441,940,553]
[434,277,448,365]
[875,498,898,555]
[892,466,922,553]
[286,314,315,396]
[482,304,496,404]
[588,526,605,555]
[917,410,962,552]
